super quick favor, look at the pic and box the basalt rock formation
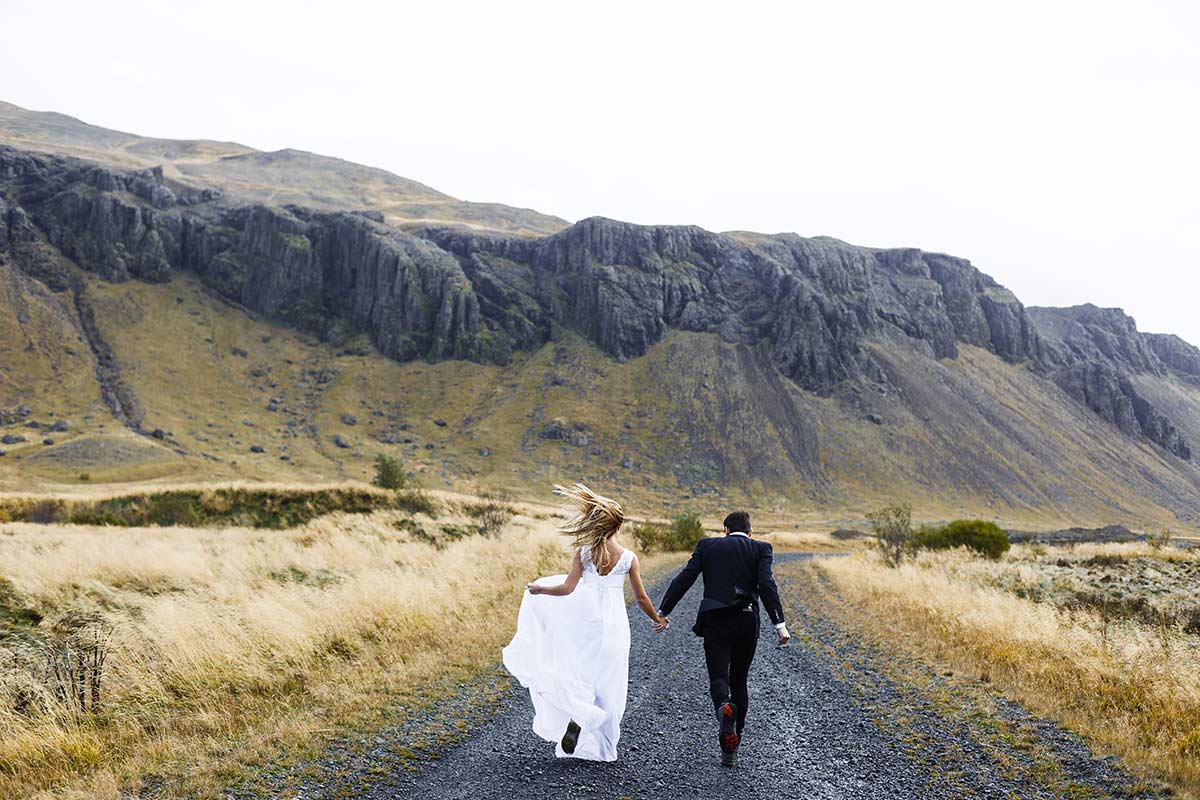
[1029,305,1195,458]
[0,139,1193,462]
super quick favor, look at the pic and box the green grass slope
[3,271,1199,533]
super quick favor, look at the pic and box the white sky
[4,0,1199,342]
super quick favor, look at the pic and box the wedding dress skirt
[502,547,634,762]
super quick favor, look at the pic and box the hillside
[1,104,1199,530]
[0,101,566,236]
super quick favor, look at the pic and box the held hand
[652,615,670,633]
[526,583,543,595]
[777,624,791,647]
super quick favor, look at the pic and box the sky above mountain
[3,0,1198,343]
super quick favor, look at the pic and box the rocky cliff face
[1028,305,1193,458]
[1146,333,1200,384]
[0,143,1192,461]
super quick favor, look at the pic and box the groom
[654,510,789,767]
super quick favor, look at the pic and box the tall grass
[0,497,563,799]
[803,548,1200,798]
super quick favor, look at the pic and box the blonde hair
[554,483,625,572]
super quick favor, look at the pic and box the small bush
[913,519,1011,559]
[24,500,67,525]
[41,611,112,715]
[867,502,913,567]
[1149,528,1172,550]
[372,453,411,491]
[630,510,705,554]
[466,488,514,537]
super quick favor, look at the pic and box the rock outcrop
[1147,333,1200,384]
[0,143,1193,460]
[1029,305,1193,458]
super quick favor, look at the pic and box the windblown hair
[554,483,625,572]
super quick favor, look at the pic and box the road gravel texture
[274,553,1160,800]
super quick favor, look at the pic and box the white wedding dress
[502,545,635,762]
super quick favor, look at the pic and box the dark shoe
[717,701,739,755]
[561,720,581,754]
[721,747,738,768]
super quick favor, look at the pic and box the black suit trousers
[701,606,759,732]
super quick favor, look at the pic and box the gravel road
[282,552,1159,800]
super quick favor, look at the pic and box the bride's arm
[628,556,668,629]
[526,549,583,597]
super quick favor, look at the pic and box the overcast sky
[4,1,1199,342]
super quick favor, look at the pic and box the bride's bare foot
[561,720,581,754]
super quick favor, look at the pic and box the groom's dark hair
[723,510,751,532]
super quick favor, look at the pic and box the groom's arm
[656,540,706,617]
[756,542,786,628]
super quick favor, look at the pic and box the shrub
[913,519,1011,559]
[670,510,704,548]
[23,500,67,525]
[630,510,705,554]
[867,502,913,567]
[1149,528,1172,550]
[466,488,514,537]
[372,453,411,491]
[41,611,112,715]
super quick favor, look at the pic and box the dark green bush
[913,519,1011,559]
[630,510,705,554]
[372,453,411,490]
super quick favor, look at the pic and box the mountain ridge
[2,104,1198,528]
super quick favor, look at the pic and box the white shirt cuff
[774,622,788,631]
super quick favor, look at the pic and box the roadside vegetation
[796,536,1200,798]
[629,509,704,554]
[0,484,436,529]
[0,482,553,800]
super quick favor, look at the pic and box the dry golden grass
[0,490,568,799]
[758,530,864,552]
[801,547,1200,798]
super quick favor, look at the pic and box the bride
[502,483,668,762]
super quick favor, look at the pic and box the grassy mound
[0,486,434,529]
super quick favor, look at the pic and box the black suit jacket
[657,535,785,636]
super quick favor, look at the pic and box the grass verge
[793,548,1200,798]
[0,495,561,799]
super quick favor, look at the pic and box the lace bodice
[580,545,634,588]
